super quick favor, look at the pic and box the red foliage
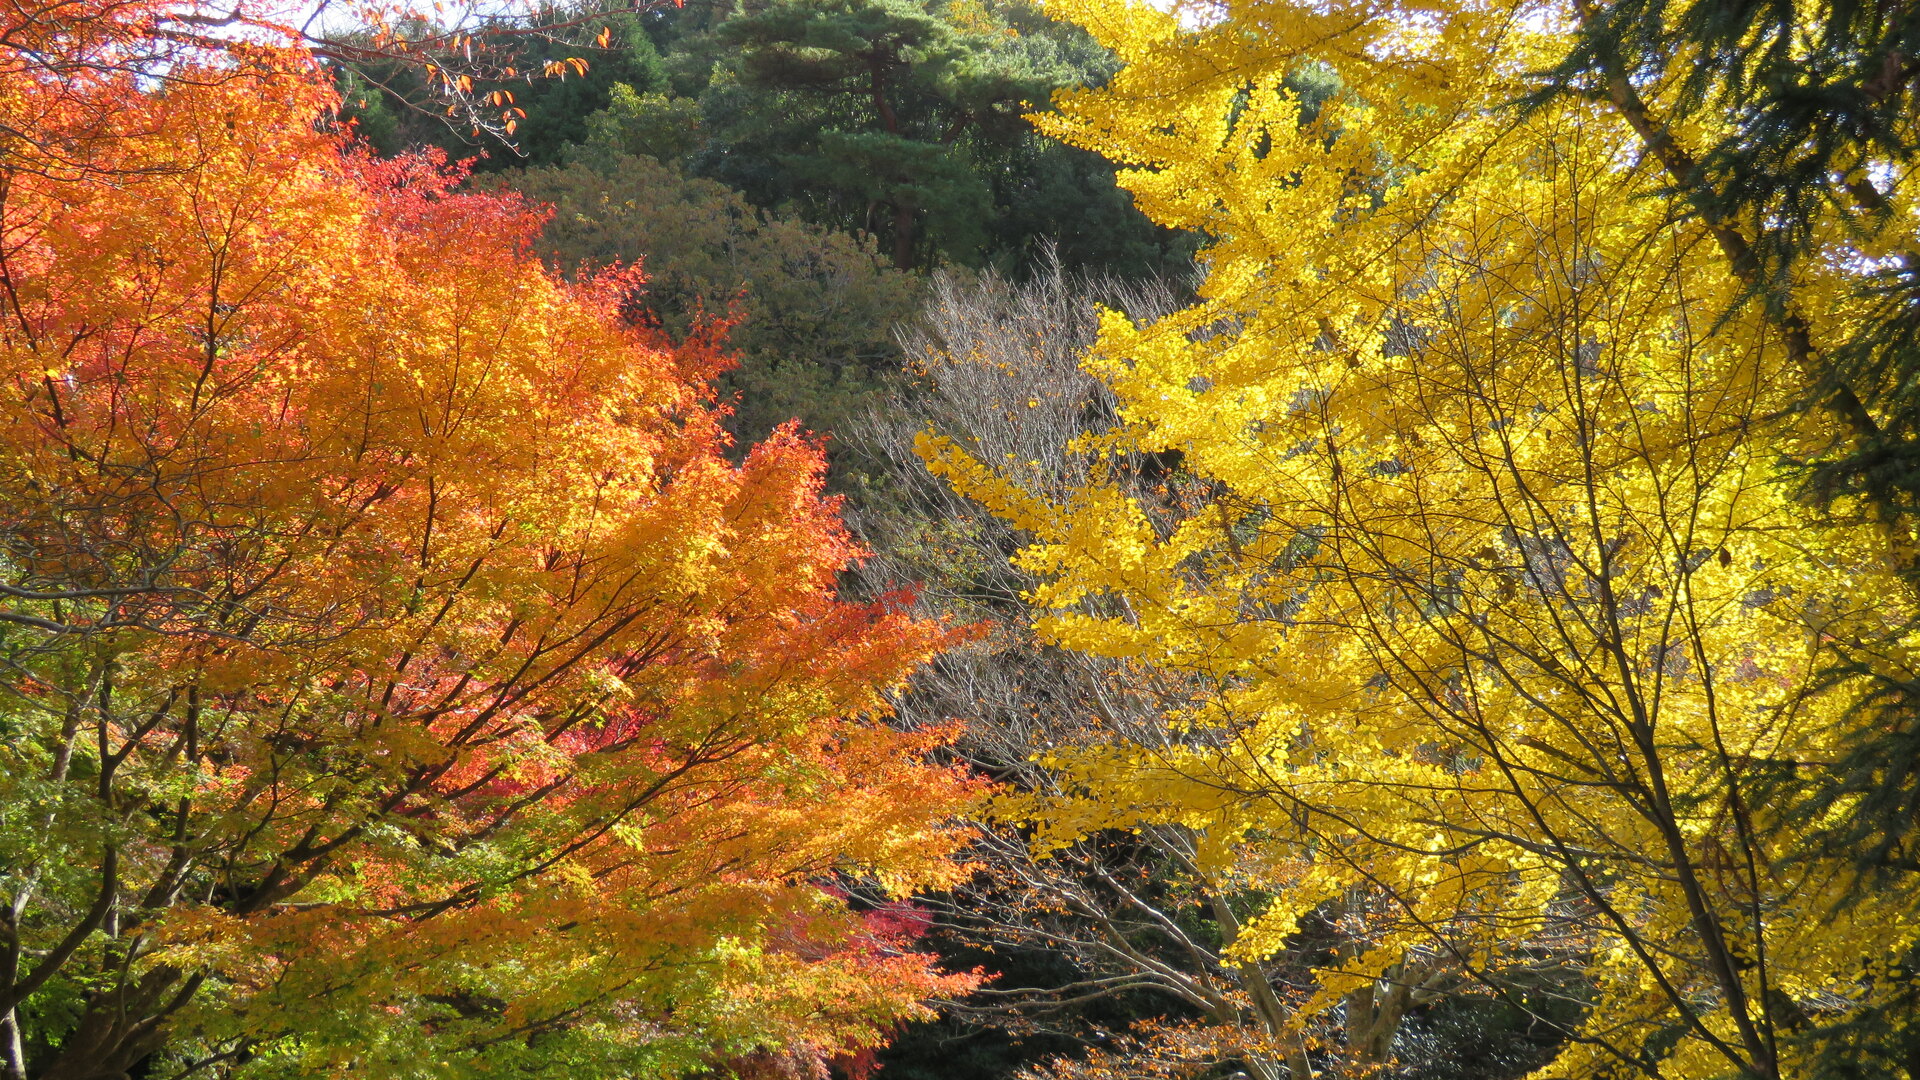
[0,5,986,1075]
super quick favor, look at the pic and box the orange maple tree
[0,6,979,1078]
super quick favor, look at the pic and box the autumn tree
[1538,5,1920,1017]
[1539,0,1920,526]
[925,0,1920,1077]
[0,6,979,1078]
[1534,4,1920,1073]
[854,264,1563,1080]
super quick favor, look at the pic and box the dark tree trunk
[892,201,915,270]
[868,64,916,270]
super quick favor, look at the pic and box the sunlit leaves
[933,0,1920,1076]
[0,9,979,1076]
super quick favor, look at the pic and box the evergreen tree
[698,0,1047,268]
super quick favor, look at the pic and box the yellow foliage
[930,0,1920,1074]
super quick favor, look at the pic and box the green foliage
[333,0,1193,275]
[512,16,672,165]
[981,137,1198,280]
[694,0,1034,268]
[663,0,1188,274]
[573,82,704,163]
[336,9,670,167]
[506,153,923,448]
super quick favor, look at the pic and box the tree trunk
[37,969,192,1080]
[868,64,916,271]
[891,200,915,270]
[1345,962,1412,1066]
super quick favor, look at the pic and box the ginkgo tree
[855,264,1555,1080]
[926,0,1920,1077]
[0,4,980,1079]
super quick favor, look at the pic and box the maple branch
[0,846,117,1016]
